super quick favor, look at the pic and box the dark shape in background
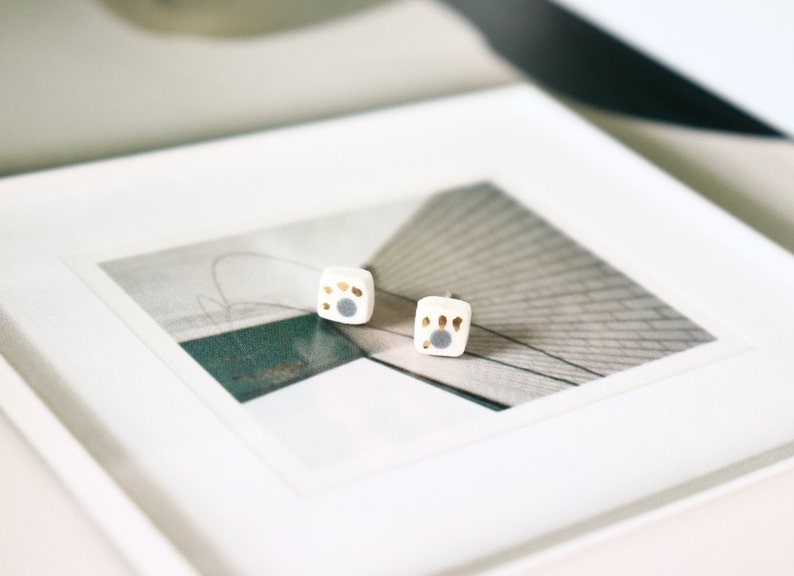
[444,0,780,136]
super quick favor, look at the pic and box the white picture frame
[2,85,794,575]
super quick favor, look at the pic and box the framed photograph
[2,85,794,575]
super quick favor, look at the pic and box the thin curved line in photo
[198,252,324,362]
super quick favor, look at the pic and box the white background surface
[0,400,133,576]
[0,355,196,576]
[490,457,794,576]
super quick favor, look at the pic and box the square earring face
[316,267,374,325]
[414,296,472,357]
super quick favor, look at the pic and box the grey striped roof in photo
[338,183,714,408]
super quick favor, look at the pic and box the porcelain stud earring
[317,266,374,325]
[414,295,471,357]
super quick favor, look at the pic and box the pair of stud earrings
[316,266,471,357]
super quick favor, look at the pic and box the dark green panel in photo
[181,314,363,403]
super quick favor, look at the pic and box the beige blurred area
[98,0,392,36]
[0,0,518,176]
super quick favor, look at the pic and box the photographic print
[101,182,715,413]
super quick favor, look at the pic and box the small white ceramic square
[414,296,472,357]
[317,267,375,325]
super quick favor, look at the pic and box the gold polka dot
[423,340,430,349]
[422,317,430,327]
[323,286,332,294]
[438,315,447,329]
[321,303,330,310]
[337,281,349,291]
[453,316,463,332]
[351,286,362,297]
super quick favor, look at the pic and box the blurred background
[2,0,792,250]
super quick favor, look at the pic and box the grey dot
[430,329,452,349]
[337,298,357,318]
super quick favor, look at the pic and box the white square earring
[414,296,471,357]
[316,266,375,325]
